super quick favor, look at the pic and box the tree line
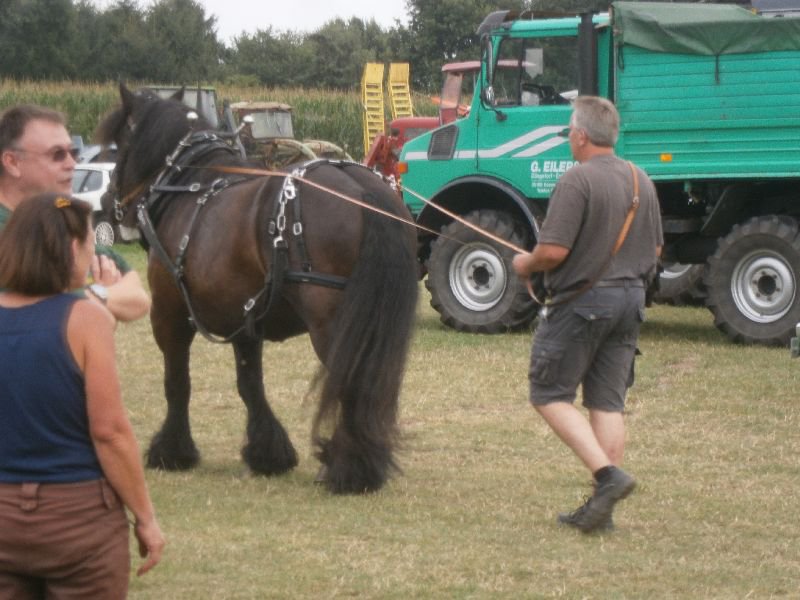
[0,0,733,92]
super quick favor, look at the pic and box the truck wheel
[704,215,800,345]
[654,262,705,306]
[426,210,537,333]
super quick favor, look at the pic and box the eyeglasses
[558,127,585,138]
[11,145,80,163]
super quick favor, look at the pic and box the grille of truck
[427,125,458,160]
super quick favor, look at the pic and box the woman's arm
[87,255,151,322]
[68,301,165,575]
[104,269,151,323]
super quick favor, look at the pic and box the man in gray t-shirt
[540,154,662,297]
[513,96,662,534]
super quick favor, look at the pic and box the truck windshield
[493,35,577,107]
[250,111,294,139]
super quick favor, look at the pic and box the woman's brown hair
[0,193,92,295]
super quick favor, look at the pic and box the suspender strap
[614,161,640,254]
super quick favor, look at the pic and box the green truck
[399,2,800,345]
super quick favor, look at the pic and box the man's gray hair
[572,96,619,147]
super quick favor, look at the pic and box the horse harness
[130,129,348,343]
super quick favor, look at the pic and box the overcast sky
[90,0,410,42]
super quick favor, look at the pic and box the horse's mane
[94,88,216,192]
[93,104,126,148]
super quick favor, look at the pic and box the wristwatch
[87,283,109,305]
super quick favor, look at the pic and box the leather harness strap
[128,132,349,344]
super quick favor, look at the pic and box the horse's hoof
[242,441,298,476]
[145,452,199,471]
[146,432,200,470]
[313,465,329,484]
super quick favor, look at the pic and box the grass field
[112,245,800,599]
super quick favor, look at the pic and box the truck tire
[425,209,537,333]
[704,215,800,346]
[654,262,705,306]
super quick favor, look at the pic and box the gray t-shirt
[538,154,663,295]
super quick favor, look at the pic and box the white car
[72,162,118,246]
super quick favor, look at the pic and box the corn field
[0,80,438,161]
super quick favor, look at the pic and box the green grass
[112,244,800,598]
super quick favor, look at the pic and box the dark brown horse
[96,84,418,493]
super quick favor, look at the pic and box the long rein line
[119,159,542,333]
[401,185,528,254]
[181,164,530,256]
[208,164,433,233]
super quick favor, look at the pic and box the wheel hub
[95,221,115,247]
[731,251,795,323]
[449,243,507,311]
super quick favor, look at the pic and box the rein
[117,180,147,215]
[207,165,451,241]
[118,156,529,258]
[401,186,527,255]
[122,131,647,328]
[204,166,537,264]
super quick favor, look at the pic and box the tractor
[228,101,352,169]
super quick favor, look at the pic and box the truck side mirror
[482,36,494,93]
[482,86,496,106]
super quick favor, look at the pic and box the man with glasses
[512,96,662,533]
[0,104,149,322]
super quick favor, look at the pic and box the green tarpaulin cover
[612,1,800,55]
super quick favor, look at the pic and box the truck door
[478,33,578,200]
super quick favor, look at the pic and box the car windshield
[73,169,104,194]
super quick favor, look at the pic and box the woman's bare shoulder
[68,298,116,335]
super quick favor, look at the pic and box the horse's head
[94,82,210,221]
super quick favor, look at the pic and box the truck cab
[399,11,607,333]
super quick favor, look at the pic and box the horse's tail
[312,167,418,494]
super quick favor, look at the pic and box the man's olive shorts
[529,284,645,412]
